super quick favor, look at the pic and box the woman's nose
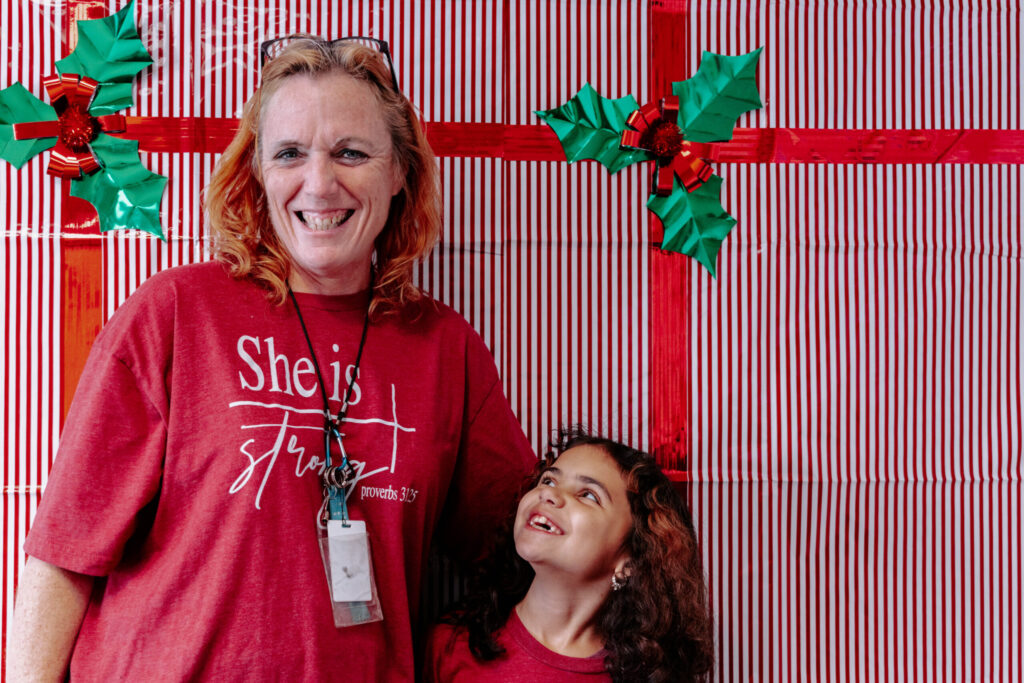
[304,156,338,195]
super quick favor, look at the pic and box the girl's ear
[611,558,632,591]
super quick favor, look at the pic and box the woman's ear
[390,160,404,198]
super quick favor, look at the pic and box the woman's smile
[295,209,356,231]
[259,71,403,295]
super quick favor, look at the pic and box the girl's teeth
[530,515,562,534]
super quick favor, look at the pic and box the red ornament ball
[641,120,684,159]
[58,104,99,152]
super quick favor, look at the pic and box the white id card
[326,520,372,602]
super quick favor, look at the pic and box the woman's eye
[580,490,599,503]
[540,476,555,487]
[337,148,369,162]
[274,148,300,161]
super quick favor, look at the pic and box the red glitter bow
[11,73,126,179]
[620,96,713,196]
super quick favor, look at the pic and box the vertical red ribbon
[649,0,692,470]
[60,0,108,427]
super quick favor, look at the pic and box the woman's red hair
[205,38,441,318]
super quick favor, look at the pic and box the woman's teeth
[297,210,354,231]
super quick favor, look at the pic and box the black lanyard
[287,284,370,522]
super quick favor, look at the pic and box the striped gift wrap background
[700,480,1022,680]
[2,0,1022,680]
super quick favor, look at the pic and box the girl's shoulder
[423,616,610,682]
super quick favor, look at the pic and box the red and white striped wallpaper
[684,0,1023,481]
[698,480,1023,680]
[3,0,1022,680]
[679,1,1023,679]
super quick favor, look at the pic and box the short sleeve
[436,333,536,563]
[422,623,457,683]
[24,350,167,576]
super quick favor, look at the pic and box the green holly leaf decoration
[647,176,737,277]
[71,135,167,239]
[0,83,58,168]
[56,0,152,116]
[536,83,653,173]
[672,47,763,143]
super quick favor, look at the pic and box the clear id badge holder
[317,519,383,626]
[317,429,383,627]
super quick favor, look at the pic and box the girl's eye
[540,476,555,487]
[580,490,599,503]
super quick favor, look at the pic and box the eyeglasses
[259,35,400,92]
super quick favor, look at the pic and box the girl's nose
[540,486,565,507]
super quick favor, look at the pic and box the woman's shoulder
[401,293,471,328]
[111,260,261,316]
[391,294,489,348]
[131,259,243,296]
[93,260,261,351]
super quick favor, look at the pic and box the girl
[425,431,713,682]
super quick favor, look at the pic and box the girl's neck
[514,575,609,658]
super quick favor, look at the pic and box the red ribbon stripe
[115,118,1024,164]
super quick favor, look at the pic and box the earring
[611,574,626,591]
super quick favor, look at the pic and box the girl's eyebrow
[544,466,614,501]
[576,475,613,501]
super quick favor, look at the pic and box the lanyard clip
[323,420,355,491]
[323,461,356,490]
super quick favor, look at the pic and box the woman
[425,431,714,682]
[9,37,534,681]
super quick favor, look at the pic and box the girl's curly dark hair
[443,428,714,682]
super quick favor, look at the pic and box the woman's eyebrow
[332,135,370,145]
[266,138,301,150]
[265,136,376,149]
[332,135,390,152]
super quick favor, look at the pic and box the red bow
[620,96,713,196]
[12,73,126,179]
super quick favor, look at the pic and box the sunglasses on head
[259,35,399,92]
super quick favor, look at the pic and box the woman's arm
[6,555,94,683]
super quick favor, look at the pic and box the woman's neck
[514,575,609,658]
[287,263,371,296]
